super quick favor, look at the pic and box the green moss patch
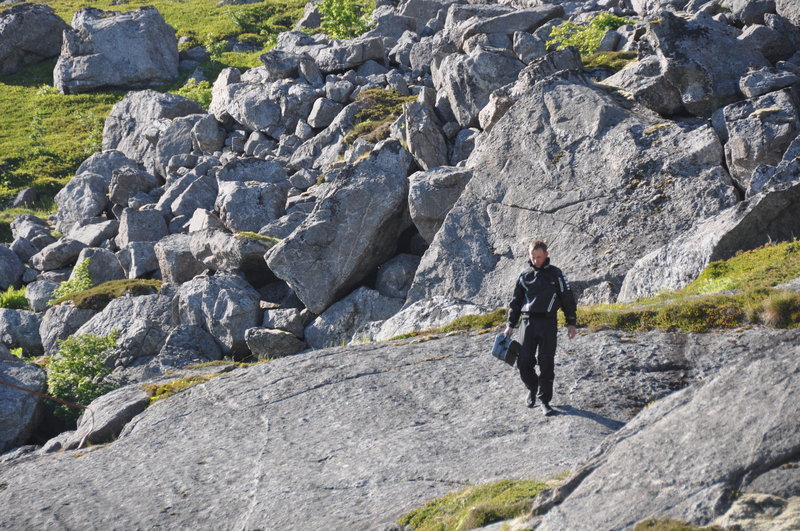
[51,279,162,310]
[634,519,723,531]
[343,88,416,145]
[389,308,507,341]
[398,479,548,530]
[235,231,282,247]
[142,373,223,404]
[583,51,638,71]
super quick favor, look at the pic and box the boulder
[39,305,97,357]
[402,100,449,170]
[532,338,800,529]
[152,114,205,178]
[154,325,223,369]
[102,90,203,177]
[169,174,219,219]
[0,4,69,77]
[191,114,226,154]
[450,128,479,165]
[376,254,421,300]
[24,280,59,313]
[172,272,261,357]
[738,23,794,64]
[262,308,305,338]
[258,212,307,240]
[629,0,690,16]
[116,209,169,248]
[373,296,485,341]
[405,72,738,315]
[307,98,344,129]
[0,246,24,290]
[729,0,777,25]
[154,234,205,285]
[217,157,288,185]
[54,172,109,234]
[408,167,472,244]
[215,180,289,233]
[739,68,800,99]
[312,37,384,74]
[723,89,799,189]
[619,181,800,302]
[189,229,274,287]
[304,287,405,348]
[9,238,38,267]
[267,140,413,314]
[0,309,42,355]
[75,150,140,186]
[10,214,55,252]
[325,79,355,104]
[116,242,159,279]
[244,328,307,359]
[30,239,87,272]
[54,7,179,94]
[457,5,564,49]
[776,0,800,25]
[67,220,120,248]
[70,248,126,286]
[0,359,46,453]
[259,49,302,81]
[289,100,367,171]
[436,50,525,128]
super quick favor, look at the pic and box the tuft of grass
[388,308,507,341]
[235,231,281,247]
[0,286,28,310]
[748,290,800,328]
[397,479,548,531]
[343,88,416,145]
[634,520,723,531]
[583,51,638,71]
[51,279,162,310]
[141,373,223,404]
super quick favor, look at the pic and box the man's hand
[567,325,576,339]
[503,326,514,338]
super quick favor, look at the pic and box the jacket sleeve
[556,269,577,326]
[507,277,525,327]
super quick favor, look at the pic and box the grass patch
[142,373,223,404]
[398,479,548,531]
[343,88,416,145]
[634,520,723,531]
[389,308,507,341]
[583,51,638,71]
[51,279,162,310]
[0,286,28,310]
[235,231,282,247]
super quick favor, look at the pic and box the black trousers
[517,317,558,404]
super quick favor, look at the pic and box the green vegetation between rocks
[634,519,723,531]
[47,331,120,421]
[50,279,163,310]
[235,231,282,247]
[50,258,94,303]
[583,50,638,71]
[547,12,635,56]
[0,204,57,244]
[398,479,548,530]
[389,309,507,341]
[318,0,375,39]
[0,286,28,310]
[343,88,416,145]
[141,373,223,405]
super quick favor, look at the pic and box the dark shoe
[526,391,535,408]
[540,402,554,416]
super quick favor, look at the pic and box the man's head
[528,240,548,268]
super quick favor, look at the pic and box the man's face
[529,248,548,268]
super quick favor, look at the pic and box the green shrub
[547,12,635,56]
[0,286,28,310]
[47,331,120,421]
[50,258,94,303]
[50,279,162,310]
[319,0,374,39]
[171,79,213,110]
[226,0,306,40]
[398,479,548,530]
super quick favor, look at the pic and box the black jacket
[507,258,577,327]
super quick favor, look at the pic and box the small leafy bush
[319,0,374,39]
[47,332,120,422]
[50,258,94,303]
[547,12,635,56]
[171,79,213,110]
[0,286,28,310]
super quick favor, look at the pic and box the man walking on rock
[504,240,577,416]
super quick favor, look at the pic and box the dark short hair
[529,240,547,252]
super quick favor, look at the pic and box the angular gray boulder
[116,242,159,280]
[0,4,69,77]
[375,254,421,300]
[0,359,46,453]
[39,305,97,357]
[24,280,59,313]
[30,239,87,272]
[67,220,119,248]
[402,100,449,170]
[215,180,288,233]
[0,309,42,356]
[54,172,109,234]
[267,140,413,313]
[54,7,179,94]
[116,208,169,248]
[244,328,307,359]
[70,248,126,286]
[154,234,205,285]
[408,167,472,244]
[0,246,24,290]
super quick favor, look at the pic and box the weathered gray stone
[216,157,288,184]
[258,49,302,80]
[729,0,776,25]
[374,296,485,341]
[738,23,794,64]
[450,128,479,165]
[457,5,564,50]
[10,215,55,252]
[215,180,288,233]
[723,89,799,189]
[153,114,205,178]
[9,238,38,268]
[169,174,219,219]
[0,4,69,77]
[187,209,226,233]
[70,248,125,286]
[245,328,307,359]
[109,166,161,208]
[172,272,261,356]
[740,68,799,100]
[75,151,140,187]
[54,172,109,234]
[189,230,274,285]
[314,36,385,73]
[304,287,404,348]
[191,114,226,154]
[406,72,737,315]
[403,100,449,170]
[258,212,307,240]
[0,309,42,356]
[30,239,88,272]
[155,325,223,368]
[116,242,159,279]
[776,0,800,25]
[67,220,119,248]
[268,140,413,313]
[24,280,59,313]
[605,55,686,117]
[154,234,205,285]
[325,79,355,104]
[262,308,305,338]
[408,167,472,244]
[102,90,203,177]
[0,246,24,290]
[629,0,690,16]
[116,209,169,248]
[54,7,179,94]
[375,254,421,300]
[290,100,368,171]
[620,181,800,302]
[39,305,97,357]
[307,98,343,129]
[0,360,45,453]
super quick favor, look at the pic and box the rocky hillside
[1,0,800,528]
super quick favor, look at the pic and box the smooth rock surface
[0,360,46,453]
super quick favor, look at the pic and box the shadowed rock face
[0,327,794,528]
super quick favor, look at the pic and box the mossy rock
[51,279,162,310]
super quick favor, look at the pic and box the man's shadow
[551,405,626,431]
